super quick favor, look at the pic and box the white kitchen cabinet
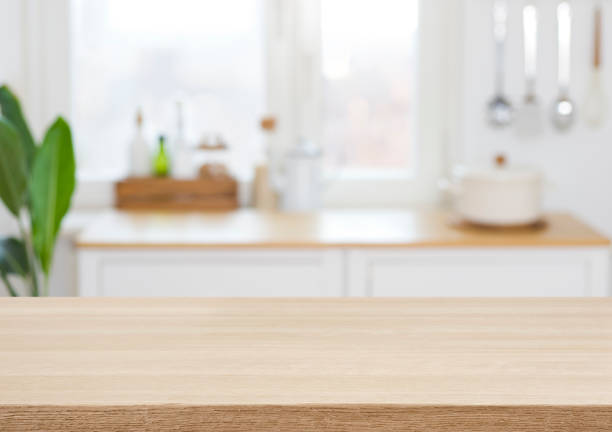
[78,249,344,297]
[347,248,610,297]
[78,247,610,297]
[75,210,611,297]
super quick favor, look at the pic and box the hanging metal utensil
[584,4,606,128]
[516,4,542,138]
[551,1,575,132]
[487,0,513,128]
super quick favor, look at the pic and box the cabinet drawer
[349,248,610,297]
[79,249,343,297]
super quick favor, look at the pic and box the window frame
[9,0,462,208]
[266,0,461,206]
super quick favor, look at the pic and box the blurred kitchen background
[1,0,611,297]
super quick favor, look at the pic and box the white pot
[442,166,543,226]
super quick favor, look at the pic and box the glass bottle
[153,135,170,177]
[129,108,150,177]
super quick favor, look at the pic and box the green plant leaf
[0,237,29,276]
[29,117,76,275]
[0,273,18,297]
[0,85,36,169]
[0,117,28,216]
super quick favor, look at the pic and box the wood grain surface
[115,177,238,211]
[75,209,610,249]
[2,405,612,432]
[1,298,612,431]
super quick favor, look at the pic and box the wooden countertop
[2,298,612,431]
[75,209,610,249]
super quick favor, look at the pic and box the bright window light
[71,0,265,179]
[320,0,419,174]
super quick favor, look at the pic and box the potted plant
[0,85,76,296]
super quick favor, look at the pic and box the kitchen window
[266,0,450,205]
[319,0,418,175]
[9,0,456,206]
[71,0,266,180]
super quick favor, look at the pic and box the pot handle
[438,178,462,196]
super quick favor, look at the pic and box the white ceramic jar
[443,165,543,226]
[278,139,323,212]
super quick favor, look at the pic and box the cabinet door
[78,249,344,297]
[348,248,610,297]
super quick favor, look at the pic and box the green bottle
[153,135,170,177]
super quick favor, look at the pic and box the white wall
[458,0,612,236]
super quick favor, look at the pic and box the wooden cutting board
[1,298,612,431]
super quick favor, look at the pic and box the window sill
[71,173,439,212]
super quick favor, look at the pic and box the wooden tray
[115,177,238,211]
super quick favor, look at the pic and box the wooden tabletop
[75,209,610,249]
[1,298,612,431]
